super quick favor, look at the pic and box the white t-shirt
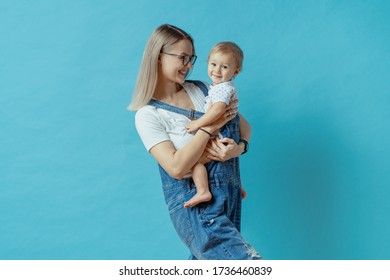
[135,81,208,152]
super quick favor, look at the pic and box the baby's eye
[222,65,229,70]
[210,62,216,66]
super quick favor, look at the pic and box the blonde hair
[128,24,195,111]
[208,41,244,70]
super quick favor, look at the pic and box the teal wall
[1,0,389,259]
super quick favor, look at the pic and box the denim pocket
[163,180,195,247]
[169,206,194,246]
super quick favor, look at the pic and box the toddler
[184,41,244,208]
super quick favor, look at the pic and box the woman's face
[159,39,194,84]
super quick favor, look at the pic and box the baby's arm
[186,102,227,133]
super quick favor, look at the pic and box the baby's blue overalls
[148,80,261,260]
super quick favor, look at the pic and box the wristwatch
[238,139,249,155]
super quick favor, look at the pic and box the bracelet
[198,128,213,137]
[238,138,249,154]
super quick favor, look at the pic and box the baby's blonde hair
[208,41,244,70]
[128,24,195,111]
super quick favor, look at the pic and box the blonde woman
[129,24,261,260]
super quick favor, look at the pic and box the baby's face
[207,52,239,84]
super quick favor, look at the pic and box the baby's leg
[184,163,212,208]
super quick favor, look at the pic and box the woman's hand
[206,137,244,162]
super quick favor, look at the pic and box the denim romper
[148,80,261,260]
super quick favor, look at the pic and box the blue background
[1,0,389,260]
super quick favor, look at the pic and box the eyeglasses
[161,52,197,66]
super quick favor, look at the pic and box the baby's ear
[233,67,241,78]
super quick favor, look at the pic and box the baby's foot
[184,191,212,208]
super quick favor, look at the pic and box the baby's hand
[186,120,199,134]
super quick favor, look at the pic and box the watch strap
[238,138,249,154]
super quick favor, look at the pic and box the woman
[129,24,261,260]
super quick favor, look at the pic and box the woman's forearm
[239,113,252,141]
[171,129,212,178]
[150,128,212,179]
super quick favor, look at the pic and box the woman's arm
[150,129,210,179]
[150,113,236,179]
[238,113,252,141]
[237,112,252,152]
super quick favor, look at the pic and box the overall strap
[148,80,207,119]
[186,80,209,97]
[148,99,204,119]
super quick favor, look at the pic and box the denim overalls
[149,80,261,260]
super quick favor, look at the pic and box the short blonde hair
[128,24,195,111]
[208,41,244,70]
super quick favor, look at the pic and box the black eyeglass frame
[160,52,197,66]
